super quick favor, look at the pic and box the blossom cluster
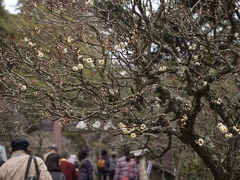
[181,114,188,126]
[233,126,240,133]
[18,84,27,91]
[118,122,147,139]
[217,123,233,139]
[212,98,223,105]
[159,66,167,72]
[72,58,106,71]
[217,123,228,133]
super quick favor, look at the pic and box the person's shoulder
[67,161,76,168]
[35,156,44,161]
[83,159,91,165]
[117,156,126,161]
[35,156,45,164]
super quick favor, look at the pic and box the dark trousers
[97,171,107,180]
[109,171,115,180]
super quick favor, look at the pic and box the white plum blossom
[38,50,44,58]
[181,114,188,126]
[92,121,101,128]
[102,111,107,115]
[24,37,29,42]
[195,62,201,66]
[28,42,35,47]
[109,89,115,95]
[99,59,105,65]
[130,133,136,138]
[86,0,94,6]
[202,81,208,86]
[217,123,228,134]
[86,58,93,64]
[72,66,78,71]
[200,45,204,50]
[195,138,204,146]
[225,133,233,139]
[214,98,223,105]
[194,55,198,60]
[67,36,74,43]
[140,124,146,130]
[176,47,181,52]
[63,48,68,54]
[159,66,167,72]
[78,64,84,70]
[19,84,27,91]
[122,128,129,134]
[217,123,223,128]
[233,126,239,133]
[76,121,87,129]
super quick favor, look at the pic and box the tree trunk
[180,129,229,180]
[137,156,149,180]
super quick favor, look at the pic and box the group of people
[0,137,138,180]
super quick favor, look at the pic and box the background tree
[0,0,239,179]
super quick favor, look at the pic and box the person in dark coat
[77,147,92,180]
[45,153,66,180]
[97,149,110,180]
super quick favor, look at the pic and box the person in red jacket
[60,151,78,180]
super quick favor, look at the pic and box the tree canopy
[0,0,239,179]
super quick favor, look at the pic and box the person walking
[43,144,58,162]
[77,147,93,180]
[109,152,117,180]
[97,149,110,180]
[0,137,52,180]
[114,147,138,180]
[60,151,77,180]
[45,153,66,180]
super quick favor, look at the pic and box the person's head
[60,151,68,159]
[48,144,58,152]
[78,147,88,161]
[101,149,108,157]
[111,151,117,158]
[0,160,5,167]
[45,153,61,172]
[10,137,30,154]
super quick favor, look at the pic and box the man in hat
[43,144,58,162]
[0,137,52,180]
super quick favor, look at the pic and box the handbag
[119,159,131,180]
[24,156,40,180]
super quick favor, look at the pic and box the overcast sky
[3,0,19,14]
